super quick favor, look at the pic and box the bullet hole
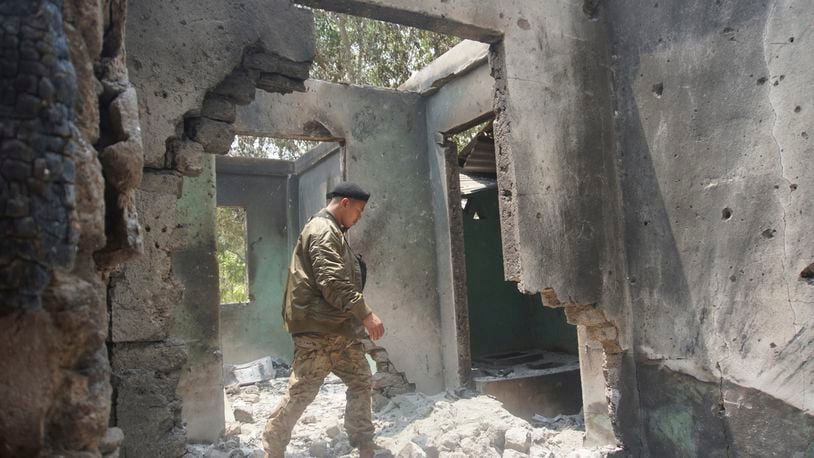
[790,184,798,191]
[756,76,768,85]
[517,18,531,29]
[770,342,777,348]
[773,184,780,189]
[761,228,776,239]
[536,212,542,220]
[722,27,735,34]
[722,207,733,220]
[629,276,637,284]
[652,82,664,98]
[583,0,601,20]
[643,220,649,226]
[802,131,809,139]
[801,263,814,283]
[794,106,802,113]
[161,227,167,233]
[789,37,794,43]
[145,225,151,232]
[729,275,736,282]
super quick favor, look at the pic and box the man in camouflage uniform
[263,182,385,458]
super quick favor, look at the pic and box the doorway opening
[446,119,582,420]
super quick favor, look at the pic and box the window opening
[216,206,250,305]
[231,135,322,160]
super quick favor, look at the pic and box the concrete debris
[224,356,287,386]
[195,374,621,457]
[234,407,255,424]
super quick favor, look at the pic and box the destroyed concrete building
[1,0,812,456]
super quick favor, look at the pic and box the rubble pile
[186,373,621,457]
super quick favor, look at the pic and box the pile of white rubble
[186,374,621,458]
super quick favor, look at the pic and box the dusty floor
[186,374,620,457]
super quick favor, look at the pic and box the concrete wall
[217,157,294,365]
[236,81,446,393]
[420,49,494,388]
[297,0,812,453]
[296,146,342,231]
[606,0,814,453]
[120,0,316,453]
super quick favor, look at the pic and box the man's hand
[362,313,385,340]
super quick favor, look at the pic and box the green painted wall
[463,189,578,359]
[217,167,293,364]
[172,155,224,440]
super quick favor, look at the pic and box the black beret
[327,182,371,202]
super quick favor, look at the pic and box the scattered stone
[233,407,254,424]
[372,392,391,412]
[504,427,531,453]
[195,374,613,458]
[326,423,341,439]
[309,440,329,457]
[99,427,124,454]
[397,441,427,458]
[225,383,241,395]
[224,423,242,437]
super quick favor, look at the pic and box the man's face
[341,198,367,228]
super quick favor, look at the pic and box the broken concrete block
[212,70,257,105]
[233,407,254,424]
[504,427,531,453]
[201,94,237,123]
[185,117,235,155]
[99,427,124,454]
[326,423,341,439]
[223,356,276,386]
[501,450,529,458]
[243,50,310,80]
[564,303,607,327]
[170,138,204,177]
[256,73,305,94]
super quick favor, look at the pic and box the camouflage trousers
[262,333,373,452]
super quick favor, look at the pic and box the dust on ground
[186,374,621,458]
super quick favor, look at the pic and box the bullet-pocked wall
[606,0,814,453]
[120,0,315,453]
[297,0,813,454]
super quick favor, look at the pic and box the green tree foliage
[216,207,249,304]
[230,136,319,161]
[311,10,461,88]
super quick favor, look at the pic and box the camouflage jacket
[282,209,372,338]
